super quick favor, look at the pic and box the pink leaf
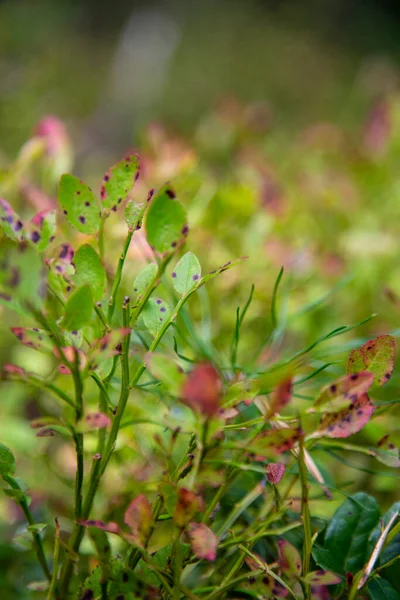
[187,523,217,561]
[318,394,375,438]
[80,519,120,534]
[248,427,302,459]
[265,462,285,484]
[268,377,292,417]
[84,412,111,430]
[11,327,53,352]
[124,495,152,547]
[174,488,203,527]
[181,363,222,418]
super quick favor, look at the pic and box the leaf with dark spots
[268,376,293,417]
[58,174,100,234]
[247,427,302,458]
[0,199,24,242]
[181,363,222,418]
[124,495,152,548]
[172,252,201,296]
[83,412,111,430]
[278,538,302,577]
[142,297,171,337]
[10,327,53,353]
[0,245,46,315]
[100,154,139,211]
[173,488,203,527]
[187,523,217,561]
[317,393,375,438]
[303,570,342,586]
[2,363,28,378]
[89,328,131,369]
[125,200,146,230]
[25,210,56,251]
[145,186,188,254]
[314,372,374,413]
[347,335,396,387]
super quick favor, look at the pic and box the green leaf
[347,335,396,387]
[247,427,302,459]
[100,154,140,212]
[278,538,302,576]
[81,559,144,598]
[222,379,259,409]
[58,174,100,234]
[0,443,16,476]
[10,327,53,352]
[145,186,188,253]
[0,199,24,242]
[324,492,380,574]
[73,244,106,302]
[312,546,345,575]
[125,200,146,229]
[27,523,47,534]
[145,352,185,396]
[368,577,400,600]
[63,329,83,348]
[302,570,342,585]
[0,245,46,315]
[133,263,157,298]
[62,284,93,331]
[172,252,201,295]
[142,297,171,336]
[25,210,56,251]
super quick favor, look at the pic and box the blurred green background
[1,0,400,596]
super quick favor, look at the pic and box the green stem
[47,519,61,600]
[4,474,51,581]
[107,229,133,323]
[298,433,312,600]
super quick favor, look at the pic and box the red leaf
[278,538,302,576]
[174,488,203,527]
[317,394,375,438]
[124,495,152,547]
[181,363,222,418]
[187,523,217,561]
[268,377,292,417]
[80,519,120,534]
[248,427,302,459]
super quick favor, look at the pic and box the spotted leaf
[89,328,131,368]
[145,186,188,254]
[303,570,342,586]
[314,372,374,413]
[278,538,302,577]
[0,199,24,242]
[25,210,56,251]
[133,262,157,298]
[172,252,201,296]
[142,297,171,337]
[347,335,396,387]
[10,327,53,352]
[58,174,100,234]
[0,245,46,315]
[317,394,375,438]
[100,154,139,212]
[247,427,302,458]
[174,488,203,527]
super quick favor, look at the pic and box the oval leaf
[0,199,24,242]
[124,495,152,548]
[0,443,16,476]
[145,352,185,397]
[142,297,171,337]
[25,210,56,251]
[73,244,106,302]
[314,372,374,413]
[347,335,396,387]
[100,154,140,212]
[303,570,342,585]
[125,200,145,229]
[368,577,400,600]
[62,284,93,331]
[58,174,100,234]
[172,252,201,296]
[145,186,188,254]
[181,363,222,418]
[133,263,157,298]
[317,393,375,438]
[278,538,302,576]
[324,492,380,574]
[10,327,53,352]
[187,523,217,561]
